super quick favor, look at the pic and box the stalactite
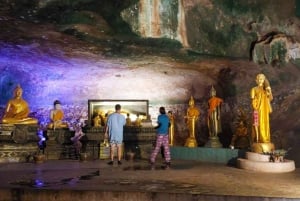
[138,0,188,46]
[139,0,149,36]
[177,0,189,47]
[151,0,161,37]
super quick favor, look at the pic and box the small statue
[230,120,249,149]
[135,113,142,127]
[207,86,223,137]
[1,84,38,124]
[184,96,200,147]
[125,113,132,126]
[48,100,68,129]
[250,73,274,153]
[168,111,175,146]
[229,108,250,149]
[205,86,223,148]
[93,113,102,127]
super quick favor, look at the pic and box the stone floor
[0,159,300,201]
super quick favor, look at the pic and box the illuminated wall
[0,42,213,128]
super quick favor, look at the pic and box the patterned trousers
[150,134,171,163]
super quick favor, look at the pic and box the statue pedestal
[251,142,275,153]
[205,136,222,148]
[0,124,39,163]
[184,137,198,147]
[237,152,295,173]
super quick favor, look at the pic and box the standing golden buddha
[168,111,175,146]
[184,96,200,147]
[250,73,274,153]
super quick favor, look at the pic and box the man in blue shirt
[150,106,171,169]
[105,104,126,165]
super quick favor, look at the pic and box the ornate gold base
[205,136,222,148]
[251,142,275,153]
[185,137,198,147]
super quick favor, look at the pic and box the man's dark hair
[115,104,121,111]
[159,107,166,114]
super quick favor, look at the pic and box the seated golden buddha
[48,100,68,129]
[1,84,38,124]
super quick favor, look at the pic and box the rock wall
[121,0,300,58]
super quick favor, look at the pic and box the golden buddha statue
[134,113,142,127]
[48,100,68,129]
[125,113,132,126]
[92,110,103,127]
[168,111,175,146]
[184,96,200,147]
[250,73,274,153]
[93,114,101,127]
[1,84,38,124]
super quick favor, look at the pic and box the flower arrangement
[263,148,291,163]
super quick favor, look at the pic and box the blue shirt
[156,114,170,135]
[107,112,126,143]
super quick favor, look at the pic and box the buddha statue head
[189,96,195,107]
[53,100,62,110]
[256,73,266,87]
[210,85,216,97]
[13,84,23,98]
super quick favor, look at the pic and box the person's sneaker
[150,163,155,170]
[107,161,114,165]
[117,160,122,165]
[149,159,155,170]
[165,162,171,170]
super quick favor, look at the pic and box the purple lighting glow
[37,129,46,152]
[0,34,209,125]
